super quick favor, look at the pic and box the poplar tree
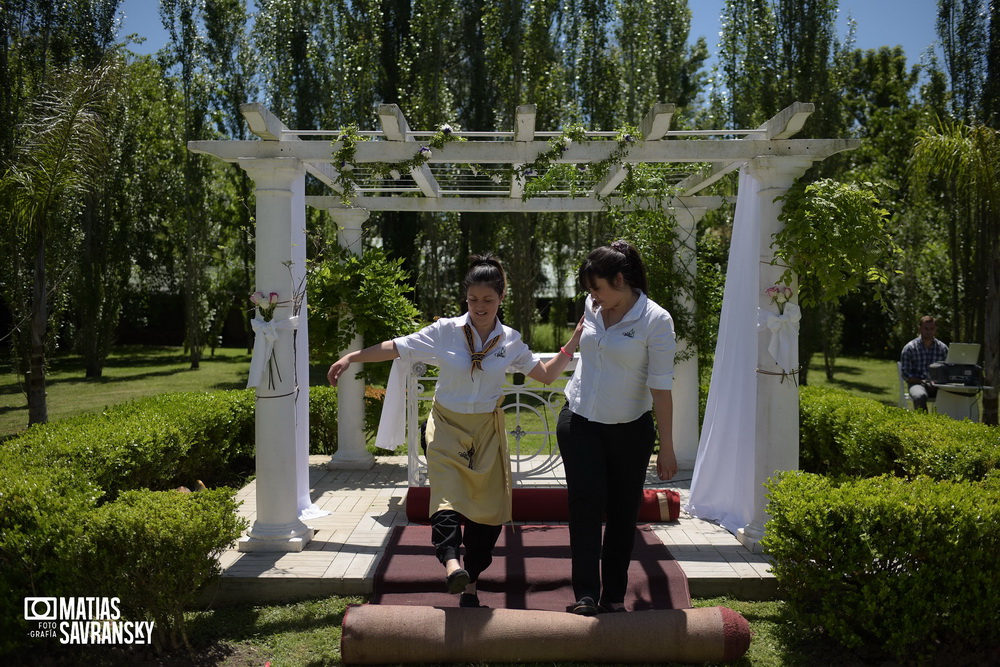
[161,0,216,369]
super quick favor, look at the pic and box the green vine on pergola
[328,122,701,356]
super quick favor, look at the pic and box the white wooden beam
[675,161,743,196]
[759,102,814,139]
[674,102,814,195]
[239,102,344,193]
[307,194,732,213]
[593,164,628,197]
[510,105,537,199]
[592,103,676,196]
[241,102,285,141]
[377,104,440,198]
[514,104,536,142]
[640,103,676,141]
[190,137,860,164]
[377,104,410,141]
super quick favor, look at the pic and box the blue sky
[119,0,941,67]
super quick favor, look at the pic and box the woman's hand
[567,316,585,349]
[327,357,351,386]
[656,447,677,481]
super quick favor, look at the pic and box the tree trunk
[27,233,48,425]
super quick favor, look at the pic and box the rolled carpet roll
[405,486,680,523]
[341,604,751,664]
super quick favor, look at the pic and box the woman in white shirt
[328,254,582,608]
[557,240,677,616]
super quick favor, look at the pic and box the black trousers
[430,510,502,583]
[556,406,656,604]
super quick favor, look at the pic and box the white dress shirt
[393,313,540,414]
[564,291,676,424]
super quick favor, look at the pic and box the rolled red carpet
[405,486,680,523]
[341,604,751,664]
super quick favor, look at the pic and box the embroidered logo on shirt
[494,347,506,358]
[622,329,636,338]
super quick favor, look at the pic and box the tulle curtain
[685,167,762,535]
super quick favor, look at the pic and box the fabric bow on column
[248,315,299,389]
[761,303,801,375]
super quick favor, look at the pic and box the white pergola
[190,101,858,552]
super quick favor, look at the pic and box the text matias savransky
[24,596,155,645]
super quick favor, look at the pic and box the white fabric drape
[290,178,327,521]
[762,302,801,375]
[374,358,409,451]
[685,167,762,535]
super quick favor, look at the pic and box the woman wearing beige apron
[329,254,582,608]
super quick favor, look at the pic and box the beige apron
[425,398,512,525]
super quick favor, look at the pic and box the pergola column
[238,156,314,552]
[738,155,815,551]
[671,203,708,468]
[327,208,375,470]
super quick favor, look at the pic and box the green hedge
[1,390,257,499]
[0,391,261,655]
[799,386,1000,480]
[0,386,385,655]
[764,471,1000,659]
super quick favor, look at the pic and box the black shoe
[598,601,627,613]
[571,596,598,616]
[446,568,471,594]
[459,593,482,608]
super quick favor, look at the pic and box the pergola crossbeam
[593,103,675,196]
[510,104,537,199]
[241,103,345,193]
[378,104,441,198]
[759,101,814,140]
[640,103,676,141]
[189,138,858,165]
[674,102,817,195]
[307,194,731,213]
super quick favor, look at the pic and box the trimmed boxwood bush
[1,386,384,655]
[764,471,1000,659]
[1,390,257,499]
[799,386,1000,480]
[0,390,258,655]
[70,488,246,652]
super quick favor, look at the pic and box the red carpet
[405,486,681,522]
[372,524,691,612]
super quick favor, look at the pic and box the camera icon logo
[24,597,58,621]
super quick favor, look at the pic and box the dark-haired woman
[556,240,677,616]
[328,254,583,608]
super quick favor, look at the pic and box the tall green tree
[912,120,1000,425]
[712,0,779,128]
[937,0,988,124]
[161,0,216,369]
[0,62,115,423]
[203,0,259,351]
[73,53,133,378]
[615,0,706,117]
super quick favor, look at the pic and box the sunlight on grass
[0,346,253,438]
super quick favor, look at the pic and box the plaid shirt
[900,337,949,381]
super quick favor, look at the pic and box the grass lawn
[0,346,255,439]
[802,354,902,406]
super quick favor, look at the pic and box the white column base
[328,449,376,470]
[238,523,315,553]
[736,522,766,553]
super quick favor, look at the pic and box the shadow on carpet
[372,524,691,612]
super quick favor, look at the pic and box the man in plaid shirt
[900,315,949,411]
